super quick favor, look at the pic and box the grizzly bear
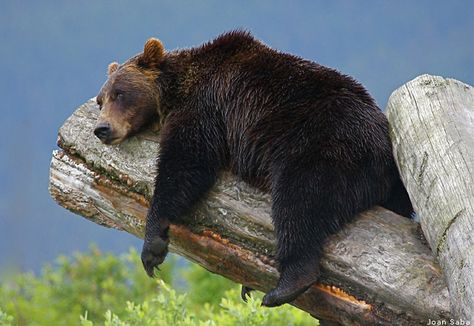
[94,31,413,307]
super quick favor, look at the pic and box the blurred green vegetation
[0,247,316,325]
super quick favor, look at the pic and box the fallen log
[387,74,474,321]
[49,93,451,325]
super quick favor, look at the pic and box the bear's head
[94,38,165,144]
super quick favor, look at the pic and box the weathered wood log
[387,75,474,321]
[49,98,451,325]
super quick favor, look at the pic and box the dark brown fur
[94,31,413,307]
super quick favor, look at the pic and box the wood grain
[387,74,474,321]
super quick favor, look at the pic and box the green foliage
[209,288,315,326]
[0,246,173,325]
[0,309,14,326]
[0,247,316,325]
[182,263,235,308]
[80,281,315,326]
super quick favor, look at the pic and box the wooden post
[49,89,452,324]
[387,74,474,321]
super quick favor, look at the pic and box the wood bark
[49,97,451,325]
[387,74,474,321]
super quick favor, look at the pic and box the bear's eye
[116,92,124,100]
[96,98,103,109]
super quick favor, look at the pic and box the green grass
[0,246,317,325]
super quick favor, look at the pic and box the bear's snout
[94,122,112,142]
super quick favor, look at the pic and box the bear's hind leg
[262,164,353,307]
[382,175,414,218]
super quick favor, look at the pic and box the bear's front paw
[141,236,169,277]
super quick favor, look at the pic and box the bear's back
[184,32,394,191]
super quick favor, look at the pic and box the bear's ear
[108,62,119,76]
[140,38,165,67]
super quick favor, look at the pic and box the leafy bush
[0,309,14,326]
[0,246,172,325]
[80,281,314,326]
[181,262,235,309]
[0,247,316,325]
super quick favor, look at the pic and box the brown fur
[96,58,161,143]
[139,38,165,68]
[107,62,119,76]
[94,31,413,307]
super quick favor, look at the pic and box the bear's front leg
[141,111,225,277]
[141,201,171,277]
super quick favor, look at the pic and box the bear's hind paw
[261,283,311,307]
[241,285,255,302]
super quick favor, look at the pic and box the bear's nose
[94,122,111,140]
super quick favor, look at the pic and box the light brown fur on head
[139,38,165,68]
[95,39,166,144]
[108,62,119,76]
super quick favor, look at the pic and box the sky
[0,0,473,273]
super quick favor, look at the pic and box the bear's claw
[141,236,169,277]
[261,283,311,307]
[241,285,255,302]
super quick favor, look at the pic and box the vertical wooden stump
[387,74,474,320]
